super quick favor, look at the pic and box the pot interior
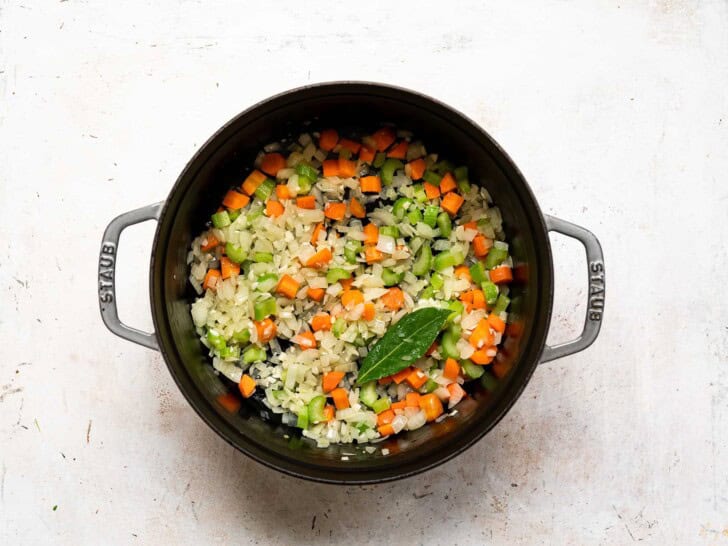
[151,83,553,483]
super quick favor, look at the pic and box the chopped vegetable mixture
[188,127,514,447]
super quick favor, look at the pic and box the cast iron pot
[98,82,605,484]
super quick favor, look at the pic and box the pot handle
[540,215,605,363]
[98,202,164,351]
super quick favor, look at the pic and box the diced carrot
[460,290,474,304]
[311,222,326,246]
[201,234,220,252]
[423,182,440,200]
[216,392,241,413]
[387,141,408,159]
[372,127,396,151]
[406,392,421,408]
[260,153,286,177]
[463,221,478,231]
[305,248,333,268]
[322,159,340,177]
[341,289,364,309]
[472,235,491,257]
[340,277,354,290]
[419,393,444,422]
[380,287,404,311]
[441,192,465,215]
[377,409,395,425]
[275,185,291,200]
[311,313,332,332]
[454,266,471,282]
[365,245,383,264]
[443,358,460,380]
[307,287,325,302]
[363,223,379,245]
[220,257,240,279]
[322,371,345,393]
[407,158,426,180]
[324,404,335,422]
[378,376,393,385]
[241,170,267,195]
[391,367,413,385]
[239,374,256,398]
[391,400,407,411]
[490,265,513,284]
[265,200,284,218]
[338,138,361,154]
[255,318,277,343]
[359,145,375,163]
[324,202,347,221]
[469,318,495,349]
[319,129,339,151]
[377,424,395,437]
[362,302,375,321]
[406,368,428,389]
[471,289,486,310]
[203,269,221,291]
[426,341,438,356]
[487,313,506,333]
[331,388,350,410]
[360,175,382,193]
[338,158,357,178]
[471,349,494,365]
[447,383,466,406]
[350,197,366,219]
[439,172,457,193]
[294,331,317,350]
[276,274,300,299]
[222,190,250,209]
[296,195,316,209]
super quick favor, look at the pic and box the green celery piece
[242,346,266,363]
[422,170,442,185]
[483,247,508,269]
[326,268,351,284]
[437,212,452,237]
[225,243,247,264]
[381,159,403,186]
[482,281,499,305]
[308,396,327,424]
[211,210,231,228]
[371,398,391,413]
[413,242,432,277]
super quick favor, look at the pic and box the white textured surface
[1,1,727,544]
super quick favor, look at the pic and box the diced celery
[253,297,276,320]
[423,205,439,227]
[360,382,378,408]
[296,406,309,429]
[373,152,386,168]
[441,330,460,359]
[407,208,422,225]
[225,243,247,264]
[437,212,452,237]
[254,179,275,202]
[413,184,427,203]
[430,272,444,290]
[422,170,442,185]
[493,293,510,314]
[482,281,499,305]
[332,317,347,338]
[454,166,468,181]
[295,163,318,181]
[448,301,464,322]
[253,252,274,263]
[461,359,484,380]
[382,268,404,286]
[424,378,439,393]
[380,225,399,238]
[206,329,226,350]
[326,268,351,284]
[232,329,251,344]
[413,242,432,277]
[433,250,457,271]
[483,247,508,269]
[227,209,241,222]
[470,261,487,284]
[457,179,471,193]
[242,346,266,364]
[420,286,435,299]
[392,197,412,220]
[381,159,403,186]
[256,273,279,292]
[211,210,231,228]
[297,176,313,194]
[308,396,327,424]
[372,398,391,414]
[344,239,362,264]
[220,345,240,360]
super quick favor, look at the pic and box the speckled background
[1,1,727,544]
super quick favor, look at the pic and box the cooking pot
[98,82,605,484]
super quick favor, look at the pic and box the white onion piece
[376,235,395,254]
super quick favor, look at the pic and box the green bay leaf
[356,307,451,384]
